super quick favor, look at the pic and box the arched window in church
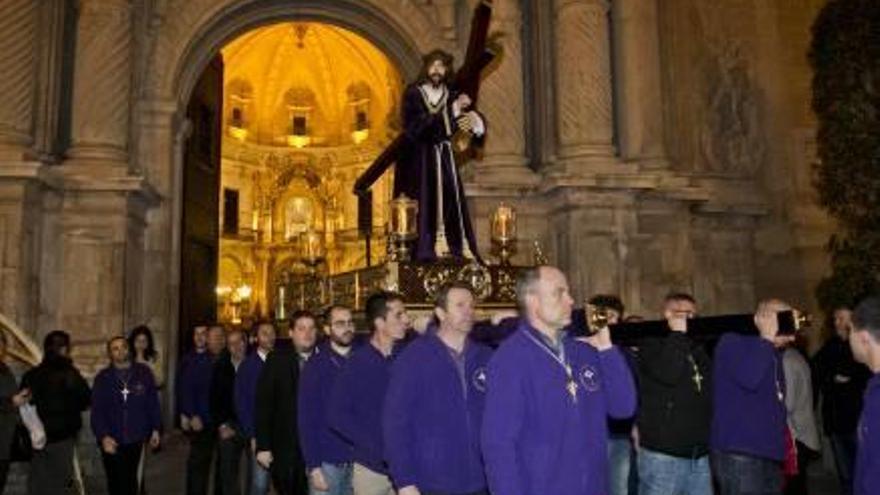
[283,87,316,148]
[347,82,372,144]
[226,79,253,141]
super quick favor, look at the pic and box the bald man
[710,299,796,495]
[481,266,637,495]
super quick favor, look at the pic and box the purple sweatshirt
[481,322,637,495]
[177,350,215,424]
[327,342,396,474]
[384,333,492,493]
[298,343,354,469]
[91,362,161,446]
[855,373,880,495]
[234,350,266,439]
[710,333,787,461]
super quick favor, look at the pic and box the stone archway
[134,0,445,410]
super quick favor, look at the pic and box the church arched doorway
[178,21,405,354]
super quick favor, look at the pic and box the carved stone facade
[0,0,833,475]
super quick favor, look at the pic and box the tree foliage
[810,0,880,311]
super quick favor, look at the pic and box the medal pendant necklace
[525,331,579,404]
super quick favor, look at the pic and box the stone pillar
[612,0,667,166]
[547,189,638,304]
[0,172,44,333]
[0,0,38,159]
[67,0,132,165]
[552,0,615,167]
[472,0,534,185]
[135,100,185,425]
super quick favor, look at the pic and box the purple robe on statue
[395,83,483,261]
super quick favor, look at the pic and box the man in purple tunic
[481,266,637,495]
[849,295,880,495]
[384,283,493,495]
[710,299,796,495]
[396,50,485,261]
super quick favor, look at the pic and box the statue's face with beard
[426,58,448,87]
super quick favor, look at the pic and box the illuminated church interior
[214,23,400,325]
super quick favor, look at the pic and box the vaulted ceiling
[221,22,403,147]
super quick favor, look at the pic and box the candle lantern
[490,203,517,265]
[388,194,419,261]
[300,228,326,275]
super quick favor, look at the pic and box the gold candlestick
[490,203,517,265]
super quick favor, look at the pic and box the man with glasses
[328,292,411,495]
[299,305,358,494]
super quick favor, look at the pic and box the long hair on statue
[418,49,455,85]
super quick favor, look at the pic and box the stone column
[552,0,615,166]
[67,0,132,165]
[0,0,38,159]
[472,0,533,185]
[612,0,667,166]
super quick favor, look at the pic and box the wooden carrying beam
[572,310,808,346]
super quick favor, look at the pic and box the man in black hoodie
[813,306,871,495]
[636,293,712,495]
[21,330,91,495]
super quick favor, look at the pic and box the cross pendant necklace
[564,364,579,403]
[688,355,703,393]
[118,368,131,403]
[524,331,579,404]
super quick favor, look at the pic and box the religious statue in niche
[699,42,764,175]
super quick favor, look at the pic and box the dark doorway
[178,55,224,355]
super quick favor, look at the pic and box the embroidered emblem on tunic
[578,365,601,392]
[472,367,488,392]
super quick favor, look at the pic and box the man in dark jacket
[21,330,91,495]
[812,306,871,495]
[255,313,313,495]
[0,332,29,492]
[235,322,275,495]
[178,324,226,495]
[91,336,161,495]
[636,293,712,495]
[211,329,248,495]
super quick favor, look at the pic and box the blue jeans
[711,451,782,495]
[829,433,857,495]
[608,436,634,495]
[310,462,353,495]
[245,447,270,495]
[638,448,711,495]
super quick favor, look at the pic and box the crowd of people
[0,264,877,495]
